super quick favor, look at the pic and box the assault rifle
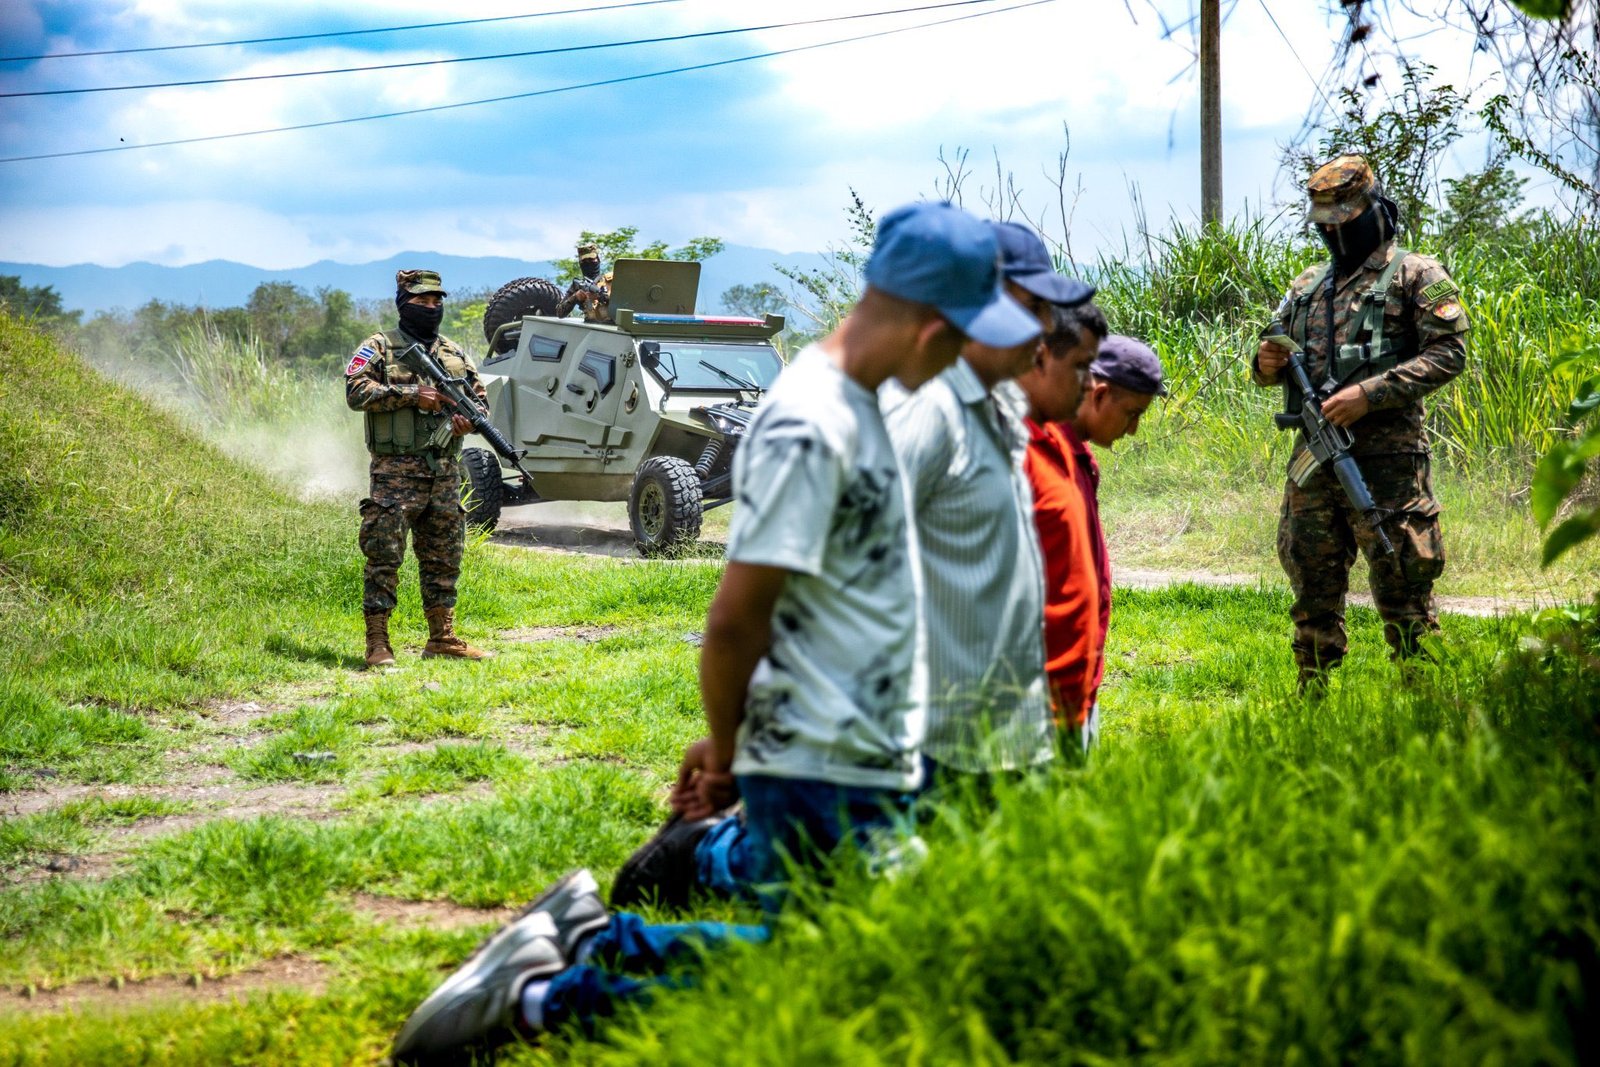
[557,276,610,320]
[1264,333,1394,556]
[398,343,536,491]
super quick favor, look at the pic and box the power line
[0,0,688,64]
[1254,0,1334,114]
[2,0,1016,99]
[0,0,1055,164]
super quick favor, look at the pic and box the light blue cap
[864,202,1041,348]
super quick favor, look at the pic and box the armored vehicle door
[501,327,606,465]
[557,337,634,452]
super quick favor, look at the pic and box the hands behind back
[671,737,737,822]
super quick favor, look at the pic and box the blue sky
[0,0,1509,270]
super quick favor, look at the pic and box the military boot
[364,612,396,668]
[1297,665,1330,701]
[423,606,494,660]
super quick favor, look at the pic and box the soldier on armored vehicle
[554,243,614,323]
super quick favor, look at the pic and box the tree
[302,286,371,362]
[0,276,81,328]
[1289,63,1470,244]
[1438,159,1532,243]
[246,281,317,361]
[1313,1,1597,206]
[773,189,877,339]
[551,227,724,283]
[720,282,786,319]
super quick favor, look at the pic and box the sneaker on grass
[512,868,611,959]
[391,870,610,1065]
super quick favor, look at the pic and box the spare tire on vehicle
[483,276,563,353]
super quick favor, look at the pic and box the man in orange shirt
[1008,302,1106,736]
[1066,335,1166,743]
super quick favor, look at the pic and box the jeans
[737,773,919,909]
[532,774,916,1032]
[694,812,753,899]
[536,911,767,1033]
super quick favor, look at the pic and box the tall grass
[552,597,1598,1067]
[0,314,355,707]
[1092,212,1600,479]
[161,322,320,429]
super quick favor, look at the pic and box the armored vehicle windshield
[642,340,783,392]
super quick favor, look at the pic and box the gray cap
[1090,334,1167,396]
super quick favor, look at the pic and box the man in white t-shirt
[391,202,1041,1063]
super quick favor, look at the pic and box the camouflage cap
[395,269,447,297]
[577,243,600,262]
[1306,154,1379,225]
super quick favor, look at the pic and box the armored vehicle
[465,258,785,556]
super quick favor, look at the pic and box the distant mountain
[0,244,831,317]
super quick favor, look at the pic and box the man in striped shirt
[884,221,1094,779]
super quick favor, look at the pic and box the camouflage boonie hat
[395,269,447,297]
[1306,154,1378,225]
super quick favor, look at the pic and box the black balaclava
[1318,197,1396,275]
[397,295,443,343]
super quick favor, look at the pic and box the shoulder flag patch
[1421,279,1460,303]
[345,345,376,377]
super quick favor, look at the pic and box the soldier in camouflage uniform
[555,242,613,322]
[346,269,493,667]
[1254,155,1469,690]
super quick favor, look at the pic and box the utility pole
[1200,0,1222,226]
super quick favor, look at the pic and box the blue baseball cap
[864,202,1041,349]
[990,221,1096,307]
[1091,334,1168,396]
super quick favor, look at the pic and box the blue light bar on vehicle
[630,313,768,326]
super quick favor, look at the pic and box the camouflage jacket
[1253,241,1468,456]
[344,330,486,413]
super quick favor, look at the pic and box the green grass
[2,236,1598,1067]
[0,796,193,872]
[356,741,526,799]
[1,579,1592,1065]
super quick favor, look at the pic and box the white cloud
[0,0,1508,270]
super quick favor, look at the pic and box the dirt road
[490,507,1552,617]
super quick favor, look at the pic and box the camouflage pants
[1277,452,1445,673]
[359,456,465,613]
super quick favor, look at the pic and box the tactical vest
[364,331,467,462]
[1285,248,1410,412]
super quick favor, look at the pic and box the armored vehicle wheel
[461,447,503,532]
[483,277,563,353]
[629,456,703,557]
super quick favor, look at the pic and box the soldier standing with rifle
[1254,155,1469,692]
[346,269,493,667]
[555,242,612,321]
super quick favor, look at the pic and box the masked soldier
[555,242,613,322]
[346,269,493,667]
[1254,155,1469,691]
